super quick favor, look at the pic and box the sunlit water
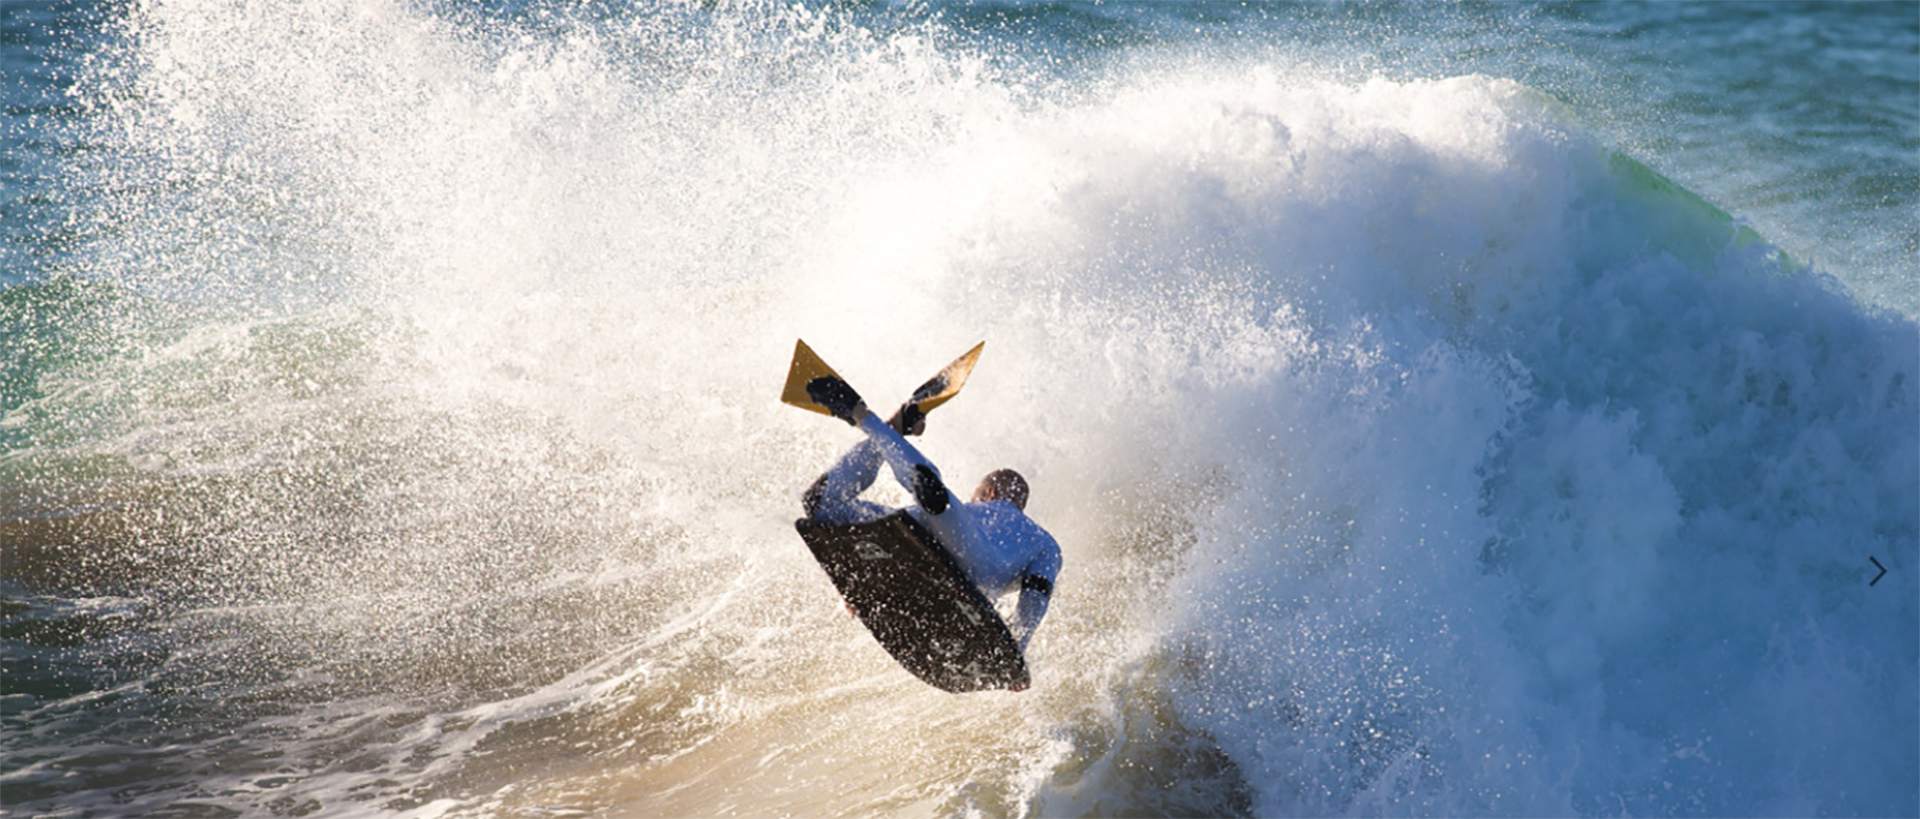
[2,2,1915,816]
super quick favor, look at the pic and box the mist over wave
[4,1,1914,816]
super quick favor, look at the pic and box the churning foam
[17,1,1915,815]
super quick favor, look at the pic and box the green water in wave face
[1554,1,1917,319]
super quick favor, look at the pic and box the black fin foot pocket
[806,376,864,424]
[911,464,949,514]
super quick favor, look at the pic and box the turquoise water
[5,3,1915,312]
[3,2,1915,816]
[22,2,1915,314]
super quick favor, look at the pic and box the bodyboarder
[800,376,1062,656]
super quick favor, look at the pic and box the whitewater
[2,1,1915,817]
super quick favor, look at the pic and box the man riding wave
[800,375,1061,653]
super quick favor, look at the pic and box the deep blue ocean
[3,2,1916,817]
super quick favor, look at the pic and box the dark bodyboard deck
[795,512,1029,693]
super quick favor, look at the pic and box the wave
[4,1,1915,816]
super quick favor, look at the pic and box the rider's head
[972,468,1030,511]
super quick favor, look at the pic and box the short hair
[977,468,1030,510]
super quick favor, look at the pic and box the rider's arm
[1010,536,1062,650]
[1012,578,1050,650]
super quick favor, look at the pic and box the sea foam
[13,2,1916,816]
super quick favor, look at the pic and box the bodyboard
[795,512,1029,693]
